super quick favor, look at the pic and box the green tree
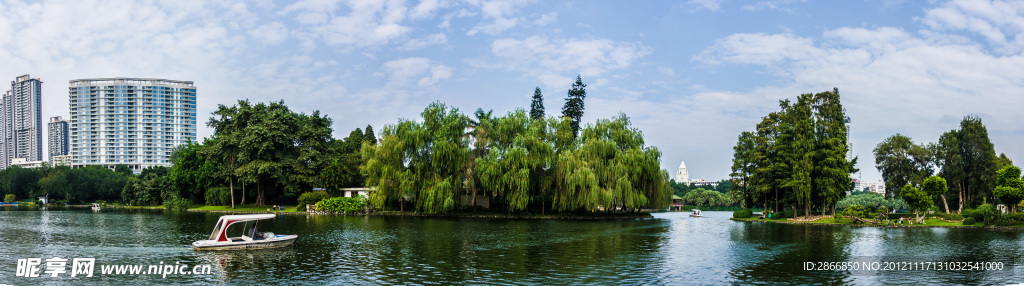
[811,88,857,216]
[730,131,757,208]
[561,75,587,139]
[994,165,1024,213]
[957,115,999,208]
[208,100,333,205]
[900,184,931,224]
[530,87,545,120]
[363,102,469,213]
[363,125,377,145]
[114,165,133,177]
[932,115,999,212]
[681,188,731,207]
[167,140,218,204]
[38,168,71,201]
[476,109,553,212]
[923,176,950,213]
[873,134,932,198]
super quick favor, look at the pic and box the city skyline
[0,1,1021,182]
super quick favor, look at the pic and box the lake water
[1,208,1022,285]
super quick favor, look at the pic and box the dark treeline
[729,88,857,217]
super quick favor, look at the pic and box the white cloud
[249,22,289,45]
[399,33,448,51]
[466,0,534,36]
[689,0,724,12]
[485,35,650,89]
[741,0,807,11]
[382,57,452,88]
[920,0,1024,54]
[533,12,557,26]
[282,0,414,49]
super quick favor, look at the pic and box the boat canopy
[208,214,277,242]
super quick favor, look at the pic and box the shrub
[95,200,106,206]
[298,191,331,211]
[3,194,14,203]
[841,205,866,223]
[977,204,999,225]
[315,196,367,214]
[733,209,753,218]
[163,196,191,211]
[963,217,976,225]
[204,187,233,206]
[782,209,795,219]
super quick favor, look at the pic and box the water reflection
[1,208,1023,284]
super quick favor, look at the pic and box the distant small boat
[91,203,101,211]
[192,214,297,251]
[690,209,702,217]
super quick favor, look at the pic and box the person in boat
[252,224,264,240]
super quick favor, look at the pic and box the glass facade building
[69,78,196,172]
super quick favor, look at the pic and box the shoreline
[730,217,1024,231]
[20,204,654,220]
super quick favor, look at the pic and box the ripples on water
[2,207,1023,285]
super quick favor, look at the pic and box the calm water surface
[1,207,1023,285]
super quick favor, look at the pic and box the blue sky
[2,0,1023,183]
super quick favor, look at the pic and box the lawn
[190,204,301,213]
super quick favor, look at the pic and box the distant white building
[11,157,43,168]
[675,160,689,183]
[689,179,719,188]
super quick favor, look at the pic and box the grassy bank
[190,204,301,213]
[729,216,1019,228]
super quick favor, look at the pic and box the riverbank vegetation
[1,76,670,216]
[728,88,857,217]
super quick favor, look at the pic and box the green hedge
[298,191,331,211]
[3,194,14,203]
[163,196,191,211]
[963,217,976,225]
[733,209,753,218]
[315,196,367,213]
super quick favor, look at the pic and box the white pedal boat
[192,214,297,251]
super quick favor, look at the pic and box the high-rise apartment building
[48,116,69,163]
[0,74,43,169]
[69,78,196,172]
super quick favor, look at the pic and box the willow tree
[476,109,553,212]
[553,114,670,212]
[363,102,469,213]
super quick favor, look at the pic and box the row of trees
[0,164,134,203]
[873,115,1013,213]
[2,99,378,207]
[729,88,857,217]
[362,76,671,214]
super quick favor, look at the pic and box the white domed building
[676,160,689,184]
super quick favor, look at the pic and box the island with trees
[730,89,1024,229]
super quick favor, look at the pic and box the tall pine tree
[561,75,587,138]
[530,87,545,120]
